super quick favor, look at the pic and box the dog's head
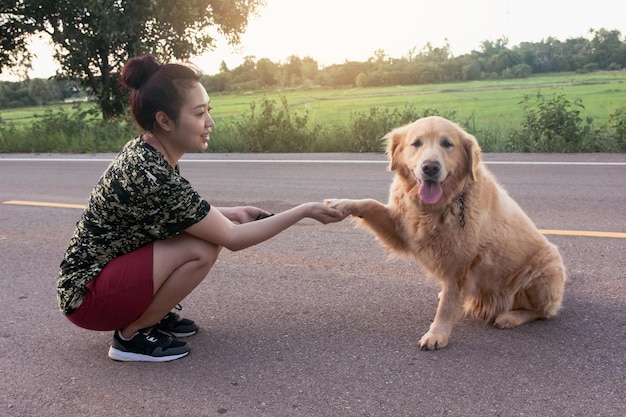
[386,116,481,205]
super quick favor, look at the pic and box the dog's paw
[494,310,541,329]
[324,199,358,215]
[418,330,449,351]
[494,313,517,329]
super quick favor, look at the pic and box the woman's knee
[154,233,220,274]
[170,233,219,264]
[189,236,221,266]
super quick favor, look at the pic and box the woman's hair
[120,54,202,131]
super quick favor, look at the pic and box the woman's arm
[215,206,270,224]
[186,202,348,251]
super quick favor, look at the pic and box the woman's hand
[217,206,271,224]
[303,202,350,224]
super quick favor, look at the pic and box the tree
[256,58,278,87]
[28,78,56,105]
[1,0,265,119]
[229,55,261,89]
[284,55,303,86]
[590,28,625,69]
[479,37,509,57]
[300,56,318,84]
[219,60,230,73]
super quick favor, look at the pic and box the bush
[461,112,509,152]
[1,92,623,153]
[593,106,626,152]
[346,105,458,152]
[215,95,318,152]
[608,107,626,150]
[210,98,461,153]
[509,90,593,152]
[0,105,137,152]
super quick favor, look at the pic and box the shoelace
[142,327,171,343]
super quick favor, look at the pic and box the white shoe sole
[108,347,189,362]
[165,330,197,338]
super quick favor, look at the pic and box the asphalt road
[0,152,625,417]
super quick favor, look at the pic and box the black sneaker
[108,327,190,362]
[156,311,199,337]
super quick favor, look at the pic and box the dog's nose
[421,160,441,178]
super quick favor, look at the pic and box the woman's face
[170,81,214,153]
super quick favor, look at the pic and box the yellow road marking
[3,200,86,209]
[3,200,625,239]
[539,229,626,239]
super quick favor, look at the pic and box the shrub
[1,91,623,154]
[608,107,626,150]
[347,105,458,152]
[510,90,593,152]
[592,106,626,152]
[0,105,137,152]
[218,95,318,152]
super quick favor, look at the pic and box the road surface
[0,152,624,417]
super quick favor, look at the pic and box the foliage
[507,91,626,152]
[594,106,626,152]
[1,75,624,153]
[346,106,458,152]
[209,96,462,153]
[213,96,318,152]
[608,107,626,150]
[0,105,137,152]
[509,91,593,152]
[0,0,265,119]
[200,28,625,92]
[0,78,83,109]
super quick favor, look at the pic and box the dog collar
[458,192,465,228]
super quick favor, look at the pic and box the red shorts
[66,243,154,331]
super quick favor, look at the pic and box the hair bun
[120,54,161,90]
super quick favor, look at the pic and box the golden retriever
[326,116,566,350]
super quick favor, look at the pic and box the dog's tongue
[419,180,443,204]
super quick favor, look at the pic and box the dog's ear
[386,129,403,171]
[462,132,481,181]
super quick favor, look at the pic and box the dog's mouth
[417,175,449,204]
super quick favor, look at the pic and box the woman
[57,54,348,362]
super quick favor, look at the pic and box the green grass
[1,71,625,153]
[2,71,625,129]
[0,103,98,127]
[208,71,626,131]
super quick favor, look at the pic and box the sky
[5,0,626,80]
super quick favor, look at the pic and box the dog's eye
[411,139,422,148]
[441,139,453,149]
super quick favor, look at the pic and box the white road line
[5,200,626,239]
[0,158,624,166]
[486,161,626,166]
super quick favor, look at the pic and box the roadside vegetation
[1,71,624,153]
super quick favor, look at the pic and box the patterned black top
[57,137,211,314]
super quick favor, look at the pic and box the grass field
[2,71,625,131]
[1,71,624,153]
[208,71,626,129]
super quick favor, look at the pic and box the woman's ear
[155,111,173,132]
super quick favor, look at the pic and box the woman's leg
[120,233,220,338]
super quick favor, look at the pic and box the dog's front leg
[325,198,408,254]
[419,281,463,350]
